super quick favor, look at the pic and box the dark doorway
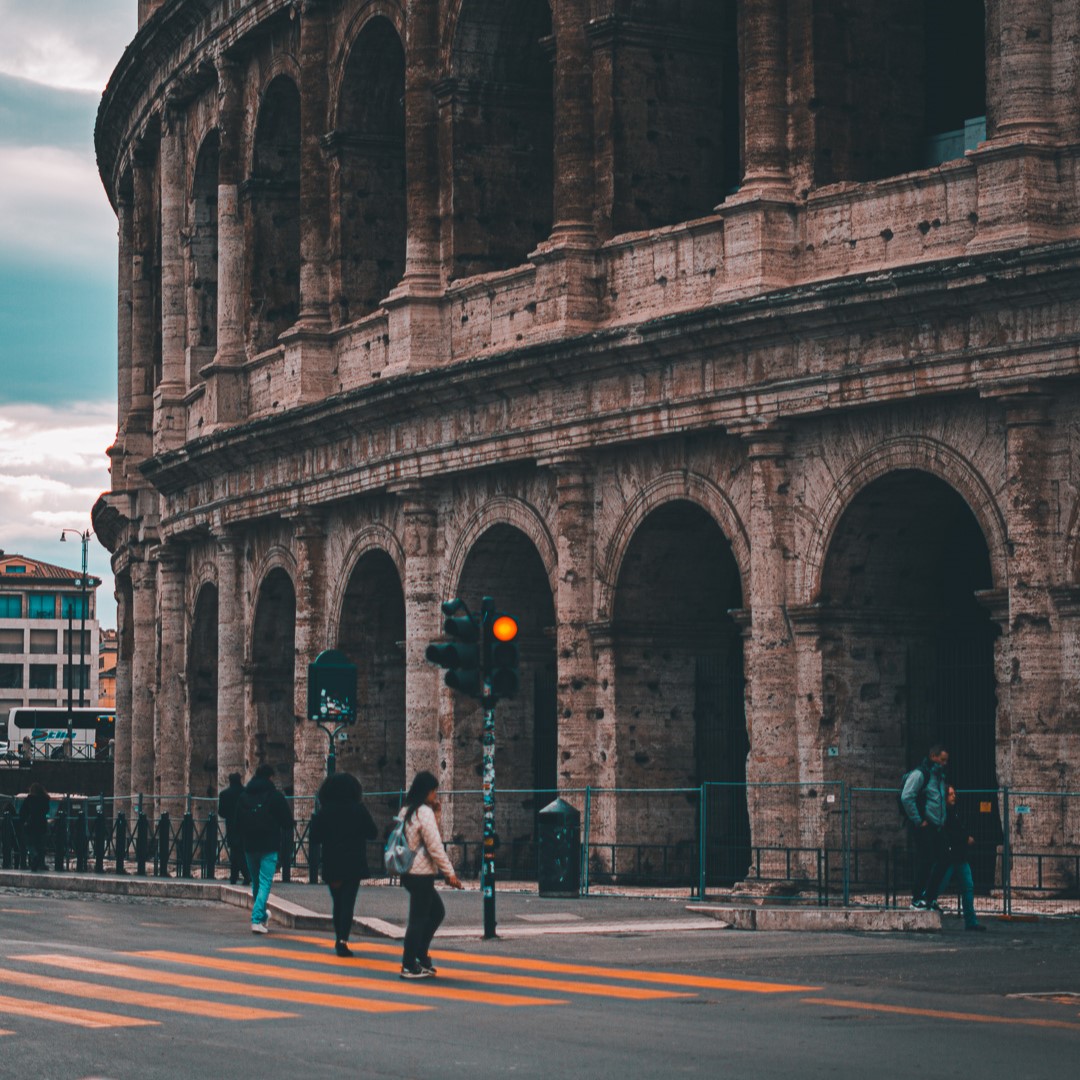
[251,568,296,790]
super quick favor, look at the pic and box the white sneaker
[251,922,269,934]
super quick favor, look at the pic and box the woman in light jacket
[398,770,462,979]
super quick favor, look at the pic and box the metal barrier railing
[1,783,1077,915]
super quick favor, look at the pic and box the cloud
[0,401,117,627]
[0,1,134,94]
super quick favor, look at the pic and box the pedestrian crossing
[0,934,817,1036]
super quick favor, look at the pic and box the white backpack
[383,814,416,875]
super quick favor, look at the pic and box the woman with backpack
[396,770,463,979]
[309,771,378,957]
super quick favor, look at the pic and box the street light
[60,528,92,713]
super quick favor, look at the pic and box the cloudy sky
[0,1,136,629]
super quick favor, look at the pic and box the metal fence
[1,783,1077,917]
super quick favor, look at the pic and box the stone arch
[329,524,406,641]
[187,581,219,798]
[188,129,219,365]
[330,13,407,324]
[597,471,750,625]
[800,437,1007,606]
[330,0,406,117]
[246,74,301,353]
[444,0,554,280]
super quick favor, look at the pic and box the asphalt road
[0,888,1078,1080]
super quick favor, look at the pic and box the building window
[61,595,88,620]
[0,664,23,689]
[0,629,22,654]
[62,665,90,691]
[29,664,57,690]
[0,594,21,617]
[27,593,55,619]
[4,565,26,573]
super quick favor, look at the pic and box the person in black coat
[218,772,251,885]
[19,782,50,871]
[238,764,294,933]
[308,771,377,957]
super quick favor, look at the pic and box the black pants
[401,874,445,965]
[328,877,361,942]
[226,833,250,884]
[912,824,946,901]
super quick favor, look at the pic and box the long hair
[318,771,361,807]
[29,782,47,798]
[403,770,439,819]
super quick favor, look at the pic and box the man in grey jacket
[902,744,949,909]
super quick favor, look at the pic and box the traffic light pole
[316,720,350,777]
[481,678,497,939]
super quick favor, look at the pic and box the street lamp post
[60,528,92,712]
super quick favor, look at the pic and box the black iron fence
[1,784,1077,916]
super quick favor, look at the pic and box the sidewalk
[0,868,941,936]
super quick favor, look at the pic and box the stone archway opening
[336,549,406,819]
[612,499,748,884]
[188,583,218,798]
[189,130,219,380]
[247,76,301,353]
[451,523,556,878]
[251,568,296,791]
[333,17,406,325]
[819,469,998,881]
[447,0,554,280]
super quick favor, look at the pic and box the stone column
[202,55,247,428]
[740,0,790,190]
[113,577,133,814]
[548,458,600,788]
[116,193,134,436]
[992,390,1061,793]
[155,542,188,816]
[398,488,443,785]
[383,0,445,374]
[216,529,246,787]
[129,557,157,806]
[291,511,327,799]
[280,1,334,405]
[154,102,188,454]
[551,0,594,238]
[987,0,1057,139]
[129,145,156,462]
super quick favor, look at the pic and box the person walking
[237,764,293,934]
[218,772,251,885]
[309,771,378,957]
[396,771,463,979]
[19,782,50,871]
[923,786,986,932]
[901,743,949,908]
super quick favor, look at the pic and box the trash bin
[537,797,581,897]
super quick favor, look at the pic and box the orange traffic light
[492,615,518,642]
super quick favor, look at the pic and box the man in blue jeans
[238,764,293,933]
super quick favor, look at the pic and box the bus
[4,707,116,761]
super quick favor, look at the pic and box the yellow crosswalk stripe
[276,934,820,994]
[222,945,694,1001]
[0,991,155,1030]
[15,954,428,1015]
[135,950,565,1008]
[0,965,294,1022]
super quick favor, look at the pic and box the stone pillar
[740,0,791,191]
[129,557,157,806]
[993,390,1061,793]
[216,529,246,787]
[201,56,247,428]
[548,458,600,788]
[551,0,594,238]
[155,543,188,816]
[383,0,445,374]
[116,193,134,436]
[129,145,156,462]
[291,511,327,799]
[280,1,334,405]
[113,577,133,813]
[398,488,443,785]
[987,0,1057,139]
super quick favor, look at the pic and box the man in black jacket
[237,764,293,933]
[217,772,251,885]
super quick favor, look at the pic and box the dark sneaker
[335,941,354,957]
[400,962,431,980]
[909,899,927,910]
[419,955,437,975]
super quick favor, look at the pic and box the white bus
[3,707,115,761]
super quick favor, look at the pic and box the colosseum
[94,0,1080,885]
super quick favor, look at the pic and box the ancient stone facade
[95,1,1080,873]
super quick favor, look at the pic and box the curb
[686,904,942,932]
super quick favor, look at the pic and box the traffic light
[425,599,483,699]
[484,604,520,702]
